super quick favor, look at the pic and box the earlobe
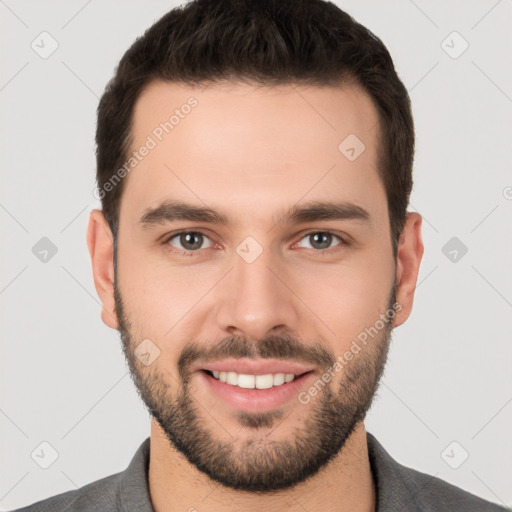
[86,209,119,330]
[393,212,424,327]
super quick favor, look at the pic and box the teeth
[255,374,273,389]
[238,374,255,389]
[273,373,285,386]
[208,370,298,389]
[226,371,238,385]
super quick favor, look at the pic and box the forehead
[120,79,385,230]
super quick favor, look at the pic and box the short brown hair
[95,0,414,257]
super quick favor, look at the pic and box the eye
[296,231,345,251]
[164,231,214,254]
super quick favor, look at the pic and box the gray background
[1,0,511,509]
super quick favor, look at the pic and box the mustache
[178,333,336,380]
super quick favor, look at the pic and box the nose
[214,244,300,342]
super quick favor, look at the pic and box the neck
[148,420,376,512]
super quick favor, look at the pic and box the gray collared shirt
[10,432,508,511]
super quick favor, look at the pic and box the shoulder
[7,471,123,512]
[392,460,508,511]
[366,432,509,512]
[8,437,152,512]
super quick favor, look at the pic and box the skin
[87,80,423,511]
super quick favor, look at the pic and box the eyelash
[161,230,348,257]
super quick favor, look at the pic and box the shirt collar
[118,437,154,512]
[366,431,419,511]
[117,432,413,511]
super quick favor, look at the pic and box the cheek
[290,254,394,346]
[117,250,223,369]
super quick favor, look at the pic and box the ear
[86,209,119,330]
[393,212,424,327]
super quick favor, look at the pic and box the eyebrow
[138,200,370,229]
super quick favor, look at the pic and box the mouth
[194,360,317,413]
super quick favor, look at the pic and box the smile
[204,370,298,389]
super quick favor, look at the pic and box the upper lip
[193,359,315,376]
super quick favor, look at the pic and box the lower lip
[196,370,316,413]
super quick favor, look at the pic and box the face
[89,79,422,492]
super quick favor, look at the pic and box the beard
[114,274,396,493]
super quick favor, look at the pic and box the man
[10,0,507,511]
